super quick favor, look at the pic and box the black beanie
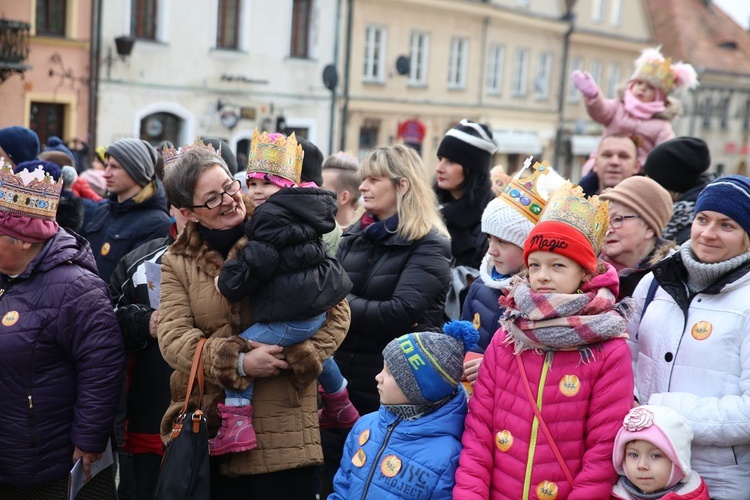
[643,137,710,193]
[436,119,497,173]
[201,137,238,175]
[298,137,324,186]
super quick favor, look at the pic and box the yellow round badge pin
[691,321,712,341]
[495,430,513,452]
[351,448,366,468]
[2,310,19,326]
[536,480,559,500]
[472,312,481,331]
[380,454,402,478]
[101,242,111,256]
[358,428,370,446]
[559,374,580,397]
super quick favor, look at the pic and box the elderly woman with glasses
[159,143,350,498]
[599,176,675,299]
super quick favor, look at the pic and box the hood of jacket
[265,187,337,234]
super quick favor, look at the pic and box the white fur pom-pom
[634,46,664,68]
[672,62,699,89]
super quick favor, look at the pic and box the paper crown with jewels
[161,140,220,169]
[500,157,567,224]
[538,182,609,254]
[630,47,698,95]
[0,159,63,221]
[247,129,304,186]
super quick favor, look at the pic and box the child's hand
[572,70,598,98]
[463,358,483,383]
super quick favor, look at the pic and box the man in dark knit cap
[643,136,714,244]
[80,138,171,283]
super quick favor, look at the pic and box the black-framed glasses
[609,214,640,229]
[188,179,242,210]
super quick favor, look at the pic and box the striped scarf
[500,273,629,363]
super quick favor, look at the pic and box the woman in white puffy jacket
[628,175,750,500]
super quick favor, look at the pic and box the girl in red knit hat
[454,182,635,500]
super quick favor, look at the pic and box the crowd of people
[0,45,747,500]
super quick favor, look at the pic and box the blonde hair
[360,145,449,241]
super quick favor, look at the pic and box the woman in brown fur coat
[158,145,350,498]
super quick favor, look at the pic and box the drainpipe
[554,4,575,174]
[328,0,343,155]
[88,0,102,148]
[339,0,353,151]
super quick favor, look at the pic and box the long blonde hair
[359,145,449,241]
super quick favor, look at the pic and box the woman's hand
[242,341,290,377]
[463,357,483,383]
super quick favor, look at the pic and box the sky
[713,0,750,29]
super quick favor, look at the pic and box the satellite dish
[322,64,338,91]
[396,56,410,76]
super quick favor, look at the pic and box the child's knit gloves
[572,70,599,98]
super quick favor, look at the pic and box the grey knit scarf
[679,241,750,293]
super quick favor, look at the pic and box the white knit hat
[481,197,533,248]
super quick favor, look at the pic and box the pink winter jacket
[454,328,634,498]
[582,90,677,172]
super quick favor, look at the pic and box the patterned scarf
[500,269,630,363]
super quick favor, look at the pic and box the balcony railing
[0,18,32,83]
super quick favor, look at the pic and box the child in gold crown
[454,183,635,499]
[573,47,698,181]
[213,131,357,456]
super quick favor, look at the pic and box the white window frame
[592,0,604,22]
[447,37,468,89]
[610,0,623,26]
[408,31,429,87]
[125,0,170,43]
[211,0,250,52]
[607,63,621,98]
[486,44,505,95]
[363,25,387,83]
[568,57,584,103]
[534,52,552,100]
[511,47,529,98]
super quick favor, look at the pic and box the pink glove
[572,70,599,98]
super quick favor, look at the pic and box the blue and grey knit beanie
[694,175,750,235]
[0,126,40,165]
[382,321,478,405]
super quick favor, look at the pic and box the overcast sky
[713,0,750,29]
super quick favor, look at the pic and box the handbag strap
[515,354,575,488]
[179,337,207,415]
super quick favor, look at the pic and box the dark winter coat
[80,180,171,283]
[0,229,125,487]
[334,218,451,415]
[109,232,174,453]
[218,187,352,322]
[439,184,494,269]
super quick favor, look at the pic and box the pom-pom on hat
[630,47,698,95]
[437,119,497,173]
[613,405,694,489]
[694,175,750,236]
[0,126,40,166]
[106,138,158,187]
[600,176,673,236]
[643,137,710,194]
[382,321,479,406]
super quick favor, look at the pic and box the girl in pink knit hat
[574,47,698,176]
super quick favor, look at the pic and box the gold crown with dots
[500,157,567,224]
[248,129,304,185]
[0,159,63,221]
[538,182,609,254]
[161,140,220,168]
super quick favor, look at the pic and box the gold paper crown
[632,57,674,94]
[248,129,304,185]
[538,182,609,253]
[162,140,220,168]
[500,157,567,224]
[0,159,63,221]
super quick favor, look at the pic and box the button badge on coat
[101,242,111,256]
[380,454,402,477]
[358,428,370,446]
[2,310,18,326]
[691,321,712,341]
[351,448,366,468]
[495,430,513,452]
[472,312,481,331]
[536,480,559,500]
[559,375,580,397]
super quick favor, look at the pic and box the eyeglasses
[188,179,242,210]
[609,214,640,229]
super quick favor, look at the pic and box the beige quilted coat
[157,217,351,476]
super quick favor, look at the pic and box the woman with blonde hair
[320,144,452,495]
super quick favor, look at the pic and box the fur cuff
[283,341,323,393]
[211,336,252,390]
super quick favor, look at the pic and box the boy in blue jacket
[329,321,478,499]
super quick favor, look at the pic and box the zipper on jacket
[361,418,402,499]
[522,352,553,500]
[27,390,37,448]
